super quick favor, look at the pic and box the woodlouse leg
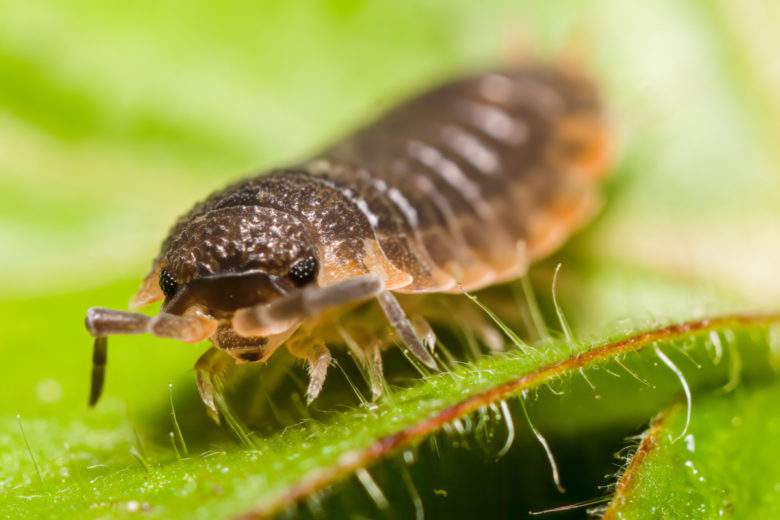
[375,291,437,370]
[194,347,235,423]
[287,338,332,404]
[339,326,387,401]
[410,315,437,353]
[364,340,385,401]
[232,274,383,337]
[84,307,218,406]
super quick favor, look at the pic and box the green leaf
[2,306,778,518]
[604,382,780,519]
[2,0,780,518]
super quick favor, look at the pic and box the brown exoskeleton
[85,63,611,421]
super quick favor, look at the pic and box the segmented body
[168,65,609,297]
[84,63,611,410]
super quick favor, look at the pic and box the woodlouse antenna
[232,274,384,337]
[85,307,217,342]
[84,307,218,406]
[83,63,613,418]
[89,336,108,406]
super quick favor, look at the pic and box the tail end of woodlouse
[548,114,614,181]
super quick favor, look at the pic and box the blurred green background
[1,0,779,518]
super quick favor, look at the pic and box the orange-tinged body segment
[134,64,612,303]
[317,64,611,293]
[91,62,613,414]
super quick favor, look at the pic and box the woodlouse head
[150,205,319,318]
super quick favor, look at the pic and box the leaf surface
[1,0,779,518]
[605,381,780,519]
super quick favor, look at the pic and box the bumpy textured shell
[158,65,610,295]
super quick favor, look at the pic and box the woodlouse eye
[159,269,179,298]
[288,256,318,287]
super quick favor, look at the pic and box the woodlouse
[85,63,612,419]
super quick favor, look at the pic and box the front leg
[194,347,236,423]
[286,336,332,405]
[196,325,297,422]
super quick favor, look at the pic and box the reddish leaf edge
[237,312,780,519]
[601,404,677,520]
